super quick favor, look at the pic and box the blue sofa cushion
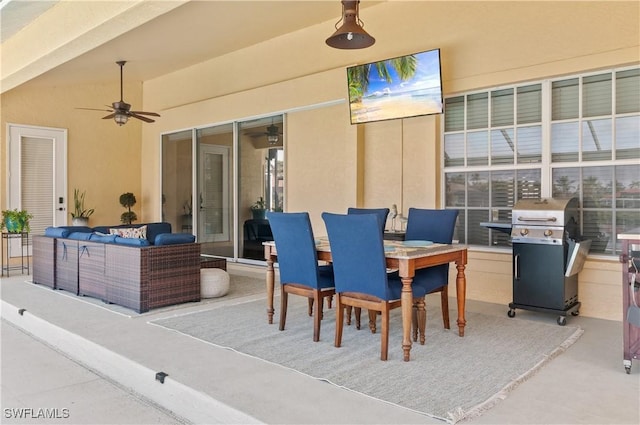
[44,227,71,238]
[155,233,195,246]
[89,233,117,243]
[113,236,151,247]
[145,222,172,244]
[44,226,93,238]
[67,232,92,241]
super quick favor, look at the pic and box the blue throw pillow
[154,233,195,246]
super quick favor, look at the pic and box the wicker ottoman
[200,268,230,298]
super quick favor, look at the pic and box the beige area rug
[23,273,265,317]
[151,290,583,423]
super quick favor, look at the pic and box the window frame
[441,65,640,258]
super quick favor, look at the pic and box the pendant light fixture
[326,0,375,49]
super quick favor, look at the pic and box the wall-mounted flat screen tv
[347,48,443,124]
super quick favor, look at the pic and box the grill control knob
[520,228,529,236]
[544,229,553,237]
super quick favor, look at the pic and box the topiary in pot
[119,192,138,225]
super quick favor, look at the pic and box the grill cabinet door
[512,243,567,310]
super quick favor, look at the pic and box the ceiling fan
[77,61,160,126]
[245,122,283,144]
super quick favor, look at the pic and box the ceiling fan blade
[102,113,116,120]
[130,113,155,123]
[77,107,114,112]
[130,110,160,117]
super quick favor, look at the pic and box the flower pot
[4,217,22,233]
[251,209,267,220]
[72,217,89,227]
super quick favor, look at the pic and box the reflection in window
[161,130,193,234]
[491,170,515,207]
[616,116,640,159]
[516,126,541,163]
[467,131,488,166]
[491,129,514,165]
[444,133,464,167]
[445,173,466,207]
[616,165,640,209]
[467,171,489,207]
[552,168,580,198]
[582,119,612,161]
[551,122,579,162]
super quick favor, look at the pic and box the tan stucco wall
[1,1,638,320]
[0,81,143,226]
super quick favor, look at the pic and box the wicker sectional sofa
[32,222,201,313]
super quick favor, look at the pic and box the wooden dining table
[263,238,468,361]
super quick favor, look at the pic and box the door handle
[514,254,520,280]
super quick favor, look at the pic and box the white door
[198,145,230,242]
[8,124,67,255]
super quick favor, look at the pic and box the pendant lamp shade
[326,0,375,49]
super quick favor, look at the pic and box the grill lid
[511,197,580,245]
[512,197,579,226]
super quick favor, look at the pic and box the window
[443,66,640,255]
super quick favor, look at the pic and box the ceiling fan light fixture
[267,134,279,144]
[114,112,129,126]
[326,0,375,49]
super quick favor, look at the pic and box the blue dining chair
[322,212,428,361]
[347,207,390,236]
[267,212,335,342]
[404,208,459,344]
[345,207,390,327]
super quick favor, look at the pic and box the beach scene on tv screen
[348,49,443,124]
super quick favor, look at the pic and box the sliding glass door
[238,116,284,260]
[161,115,284,262]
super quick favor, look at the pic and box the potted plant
[1,209,33,233]
[250,196,267,220]
[119,192,138,225]
[70,188,94,226]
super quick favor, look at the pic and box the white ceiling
[1,0,380,88]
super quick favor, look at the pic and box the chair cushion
[407,265,450,294]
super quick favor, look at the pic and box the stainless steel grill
[508,197,590,325]
[510,197,579,245]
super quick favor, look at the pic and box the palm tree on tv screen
[348,55,418,102]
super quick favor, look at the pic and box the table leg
[266,257,275,324]
[401,276,413,361]
[455,260,467,337]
